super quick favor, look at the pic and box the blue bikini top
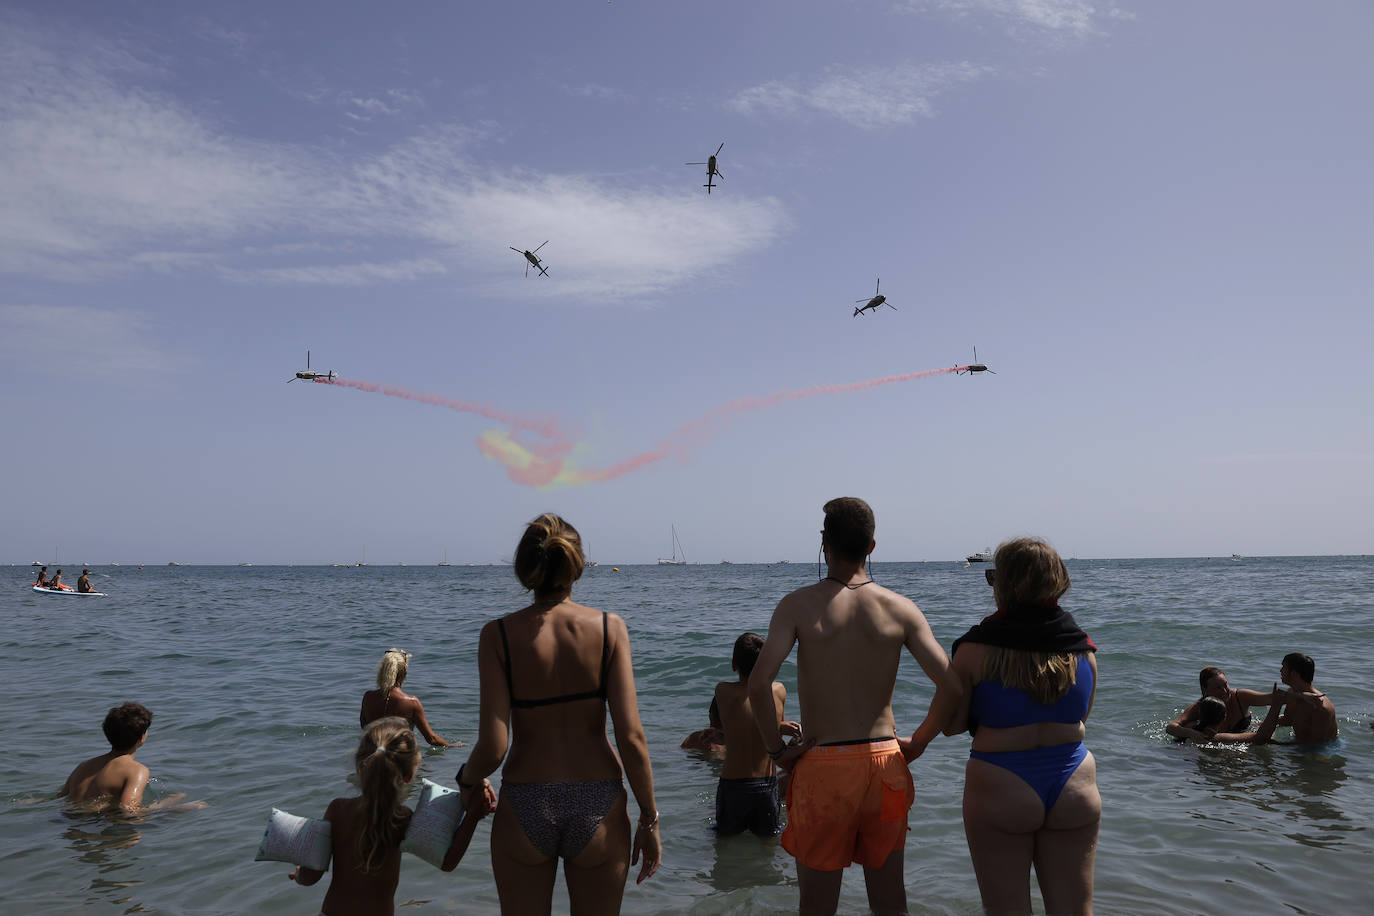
[970,654,1094,730]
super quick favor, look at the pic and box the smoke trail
[317,367,963,489]
[318,377,564,440]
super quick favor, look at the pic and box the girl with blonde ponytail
[360,648,457,747]
[288,717,488,913]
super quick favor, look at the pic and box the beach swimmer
[1168,666,1276,735]
[749,497,961,916]
[77,569,95,593]
[289,718,492,915]
[360,648,460,747]
[1276,653,1338,744]
[1167,692,1283,744]
[34,566,48,587]
[58,702,153,809]
[680,697,726,758]
[947,537,1100,916]
[713,632,800,838]
[459,513,660,914]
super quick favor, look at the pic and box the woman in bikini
[360,648,457,747]
[1167,666,1284,737]
[947,537,1099,916]
[457,513,660,914]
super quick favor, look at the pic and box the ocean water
[3,557,1371,914]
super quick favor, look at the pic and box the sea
[3,557,1371,914]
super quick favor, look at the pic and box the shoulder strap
[497,618,519,704]
[597,611,611,699]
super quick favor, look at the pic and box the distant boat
[657,526,687,566]
[966,548,993,563]
[438,546,451,567]
[719,560,732,565]
[585,559,598,567]
[168,562,182,567]
[1231,553,1244,560]
[238,563,253,567]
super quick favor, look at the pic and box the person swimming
[359,648,458,747]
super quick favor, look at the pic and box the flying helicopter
[287,350,335,383]
[955,347,995,375]
[853,277,896,316]
[686,142,724,194]
[510,241,550,277]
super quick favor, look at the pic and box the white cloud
[0,305,194,376]
[727,62,990,130]
[0,22,786,303]
[903,0,1132,39]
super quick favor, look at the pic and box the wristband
[637,812,659,830]
[767,745,785,761]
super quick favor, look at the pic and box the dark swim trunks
[714,776,782,837]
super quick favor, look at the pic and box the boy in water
[1277,653,1338,744]
[713,632,798,837]
[59,702,153,809]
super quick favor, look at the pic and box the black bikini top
[497,611,611,709]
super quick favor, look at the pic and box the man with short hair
[59,702,154,809]
[1278,653,1338,744]
[749,497,961,915]
[77,569,96,593]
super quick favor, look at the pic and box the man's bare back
[1282,689,1338,744]
[59,751,149,809]
[716,679,785,779]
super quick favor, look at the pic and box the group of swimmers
[57,498,1345,916]
[1167,660,1339,745]
[33,565,98,592]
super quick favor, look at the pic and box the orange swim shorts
[781,738,914,871]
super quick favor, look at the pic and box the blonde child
[290,717,489,915]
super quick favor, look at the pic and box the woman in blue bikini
[947,537,1099,916]
[457,513,660,914]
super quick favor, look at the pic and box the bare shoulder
[871,584,927,623]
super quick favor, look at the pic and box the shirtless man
[34,566,48,587]
[713,632,798,838]
[77,569,96,593]
[59,702,153,809]
[749,497,961,916]
[1277,653,1338,744]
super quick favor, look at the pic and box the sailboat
[657,526,687,566]
[438,546,451,567]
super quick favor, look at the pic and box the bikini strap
[497,618,520,704]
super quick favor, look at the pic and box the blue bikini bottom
[969,742,1088,812]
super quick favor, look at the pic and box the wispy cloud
[0,20,786,303]
[0,305,194,376]
[727,61,990,130]
[902,1,1132,40]
[557,82,628,100]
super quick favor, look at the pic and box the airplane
[955,347,995,375]
[510,241,550,277]
[853,277,896,316]
[287,350,336,383]
[686,142,724,194]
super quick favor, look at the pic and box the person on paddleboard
[34,566,48,588]
[78,569,96,593]
[48,569,66,590]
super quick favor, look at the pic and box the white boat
[657,526,687,565]
[966,548,993,563]
[33,586,104,597]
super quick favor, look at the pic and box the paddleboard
[32,586,105,597]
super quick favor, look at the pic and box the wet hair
[354,717,420,873]
[732,632,765,678]
[102,702,153,751]
[375,648,411,697]
[708,697,722,729]
[1198,666,1225,693]
[82,569,90,575]
[1283,653,1315,684]
[513,513,584,594]
[1197,696,1227,729]
[991,537,1070,608]
[822,497,875,563]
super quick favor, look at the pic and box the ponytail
[353,718,420,872]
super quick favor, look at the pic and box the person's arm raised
[605,613,660,885]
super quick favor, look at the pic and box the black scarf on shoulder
[951,603,1096,656]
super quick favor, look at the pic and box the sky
[3,1,1372,566]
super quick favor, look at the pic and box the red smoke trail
[317,377,565,441]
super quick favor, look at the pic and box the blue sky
[3,1,1371,565]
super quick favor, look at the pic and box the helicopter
[510,241,550,277]
[287,350,335,383]
[686,142,724,194]
[955,347,995,375]
[853,277,896,316]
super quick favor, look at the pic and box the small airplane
[955,347,995,375]
[287,350,335,383]
[853,277,896,316]
[686,142,724,194]
[511,241,550,277]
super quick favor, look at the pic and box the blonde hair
[983,648,1082,704]
[513,513,584,594]
[985,537,1077,703]
[354,717,419,873]
[375,648,411,696]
